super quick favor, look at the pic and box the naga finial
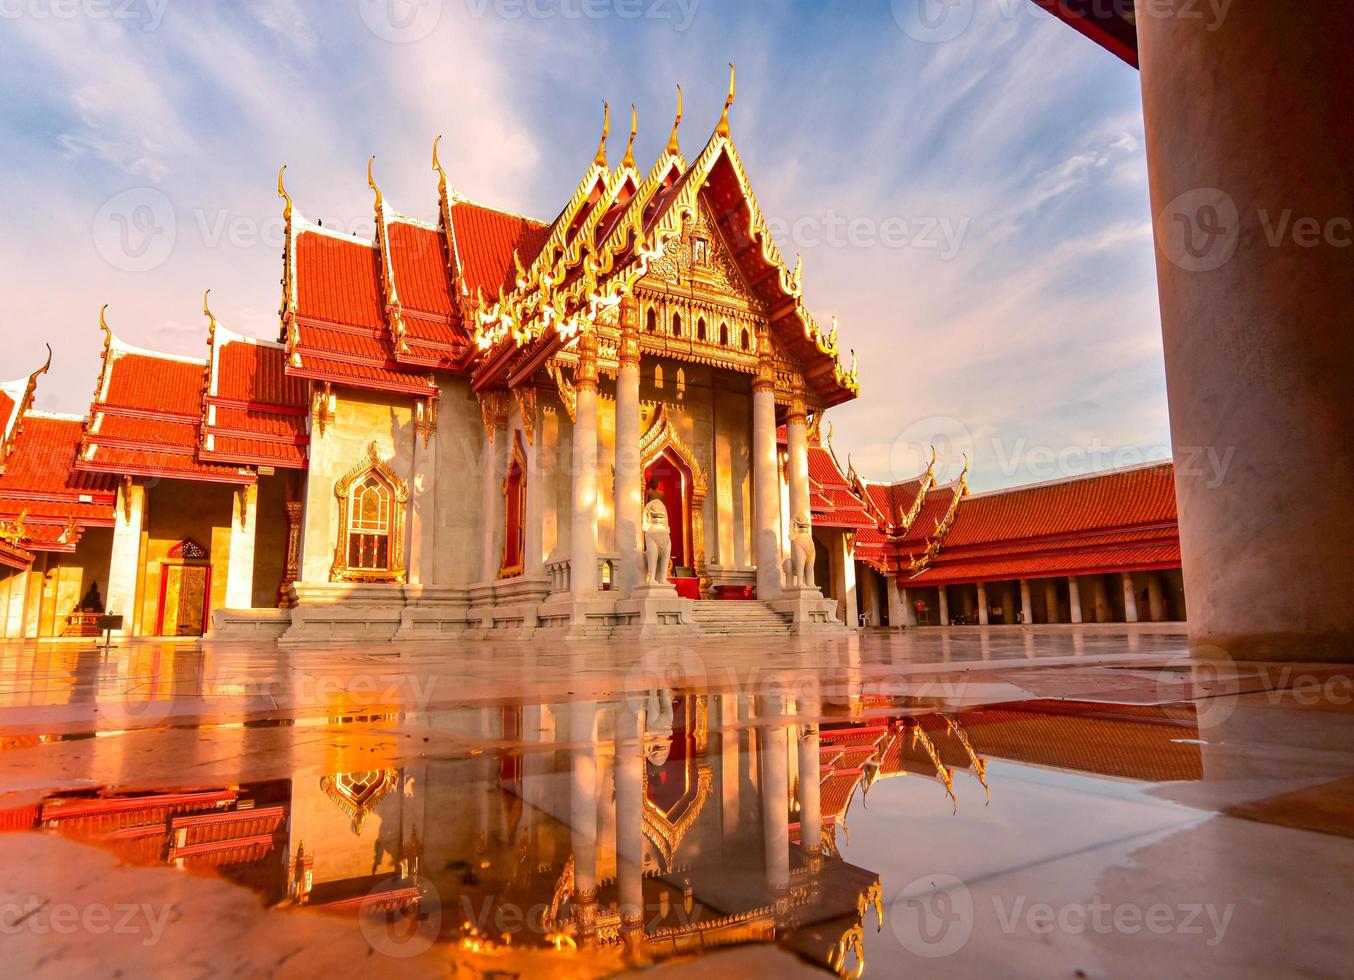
[621,103,637,170]
[666,85,684,156]
[98,304,112,352]
[202,289,218,344]
[35,343,52,379]
[716,63,735,138]
[432,134,448,199]
[277,165,293,223]
[594,101,610,169]
[367,155,383,210]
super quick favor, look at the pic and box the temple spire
[593,101,610,169]
[202,289,218,344]
[277,165,292,222]
[367,155,383,211]
[432,134,450,199]
[621,104,637,170]
[716,63,735,138]
[666,85,683,156]
[98,304,112,353]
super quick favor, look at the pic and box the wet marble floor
[1,625,1352,978]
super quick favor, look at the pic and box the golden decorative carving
[0,510,26,546]
[547,361,577,423]
[640,404,710,596]
[1,344,52,460]
[666,84,683,157]
[319,770,399,835]
[617,297,640,366]
[280,499,303,605]
[787,392,808,423]
[330,442,409,584]
[477,389,510,435]
[593,100,610,169]
[574,330,599,392]
[945,714,990,803]
[312,382,335,435]
[642,761,714,870]
[716,62,735,138]
[517,387,537,445]
[415,395,438,447]
[910,720,957,813]
[120,475,133,524]
[753,328,776,392]
[907,455,969,577]
[368,156,409,355]
[621,103,637,171]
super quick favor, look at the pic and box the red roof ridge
[964,458,1174,500]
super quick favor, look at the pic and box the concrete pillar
[1044,579,1060,624]
[894,583,912,627]
[1138,3,1354,660]
[614,302,643,596]
[224,484,258,609]
[614,704,645,940]
[1123,572,1140,624]
[569,700,599,942]
[976,582,990,626]
[571,333,600,596]
[1068,577,1083,624]
[408,400,438,585]
[1019,579,1033,625]
[752,332,782,599]
[1093,576,1111,623]
[1148,573,1167,622]
[938,586,950,626]
[106,480,145,635]
[833,533,858,627]
[758,695,790,899]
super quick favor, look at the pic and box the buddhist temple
[0,73,1185,643]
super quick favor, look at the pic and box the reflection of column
[614,301,642,596]
[1044,580,1060,624]
[786,395,810,532]
[1069,577,1083,624]
[409,397,438,585]
[479,396,507,583]
[1019,579,1032,626]
[1147,574,1167,622]
[752,330,782,599]
[614,705,645,942]
[758,695,790,901]
[938,586,950,626]
[1123,572,1140,623]
[571,333,600,596]
[797,722,821,861]
[976,582,989,625]
[107,479,145,635]
[225,484,258,609]
[569,701,599,942]
[521,391,546,579]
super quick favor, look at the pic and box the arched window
[653,363,664,389]
[332,443,408,582]
[672,312,682,337]
[500,434,528,577]
[740,327,751,351]
[719,321,730,346]
[646,308,657,334]
[697,317,707,341]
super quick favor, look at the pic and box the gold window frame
[331,442,409,583]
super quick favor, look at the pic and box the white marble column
[1069,577,1083,624]
[614,704,645,941]
[106,479,145,635]
[938,586,950,626]
[614,301,643,596]
[1019,579,1033,626]
[224,484,258,609]
[758,695,791,900]
[751,333,782,600]
[522,391,546,580]
[893,582,911,627]
[832,533,858,627]
[569,700,599,943]
[976,582,990,625]
[478,398,508,584]
[1123,572,1140,624]
[571,333,600,597]
[408,397,439,586]
[785,395,811,546]
[1044,579,1060,624]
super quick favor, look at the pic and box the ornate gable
[641,196,758,310]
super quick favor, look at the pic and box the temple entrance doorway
[644,448,695,594]
[156,538,212,636]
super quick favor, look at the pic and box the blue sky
[0,0,1168,491]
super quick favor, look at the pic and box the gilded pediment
[642,196,759,311]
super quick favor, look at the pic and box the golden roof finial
[202,289,218,344]
[34,343,52,380]
[621,103,637,170]
[98,304,112,353]
[593,101,610,169]
[277,165,293,223]
[367,155,383,210]
[716,63,735,138]
[666,85,684,156]
[432,134,448,199]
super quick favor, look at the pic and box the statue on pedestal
[642,484,672,585]
[787,512,816,589]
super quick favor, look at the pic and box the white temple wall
[712,382,753,571]
[431,375,488,588]
[544,396,572,562]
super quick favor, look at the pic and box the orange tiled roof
[804,444,875,530]
[0,414,116,551]
[202,336,308,470]
[450,200,550,300]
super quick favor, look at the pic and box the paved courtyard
[1,625,1352,977]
